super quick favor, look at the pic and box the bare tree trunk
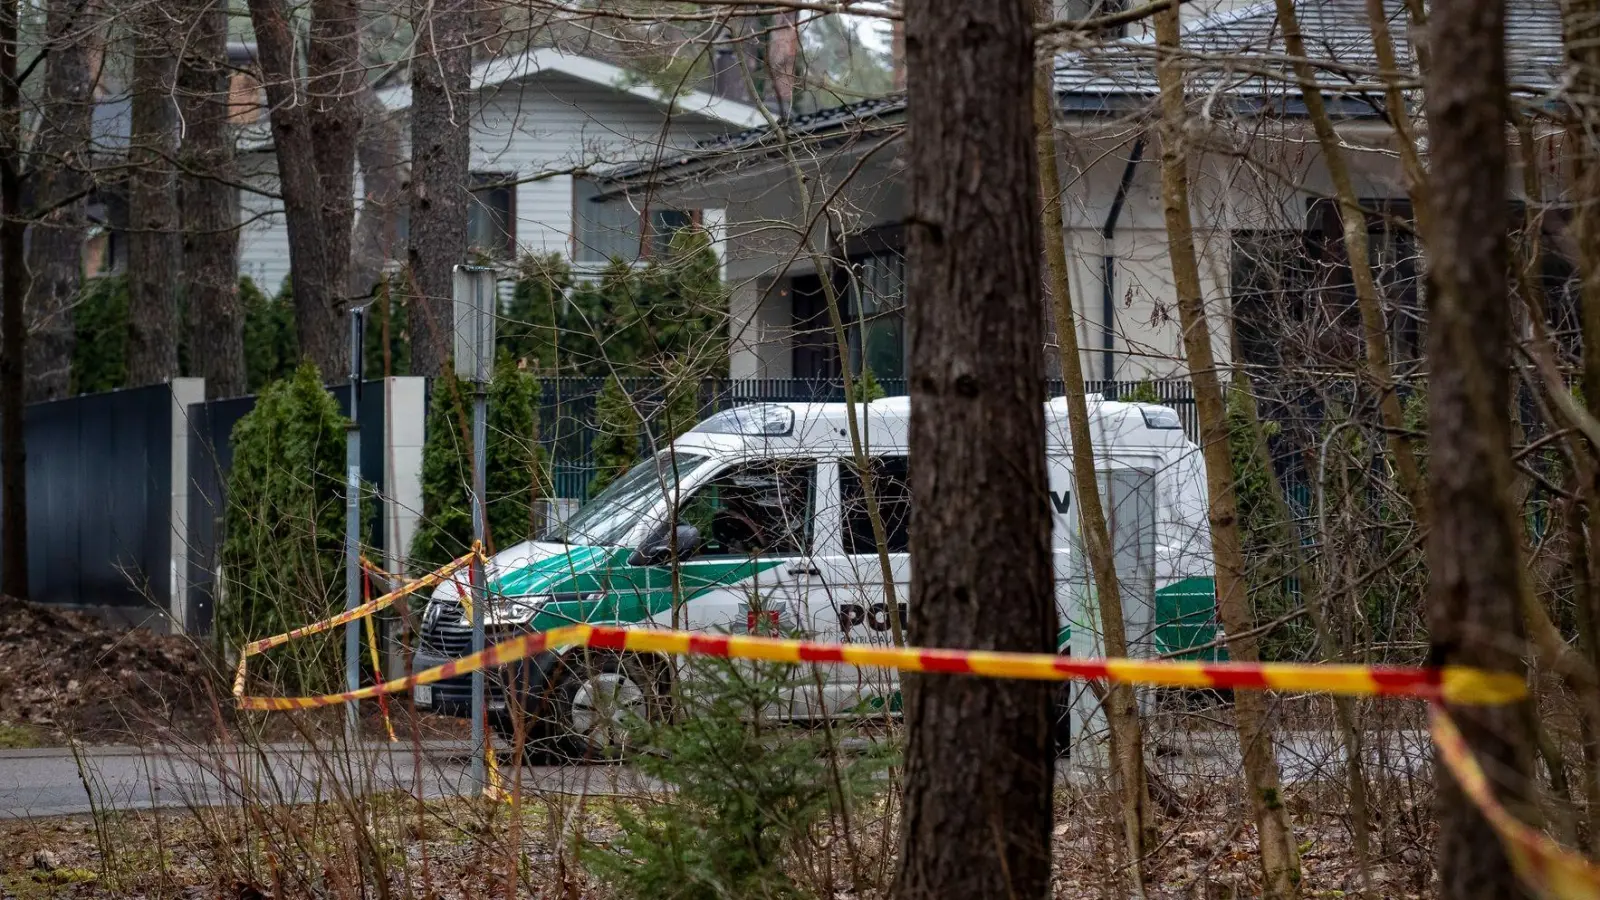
[246,0,362,377]
[125,21,180,386]
[1424,0,1536,892]
[1031,7,1152,886]
[894,0,1055,898]
[179,0,244,399]
[1151,4,1300,896]
[349,84,406,301]
[24,0,94,402]
[0,0,27,597]
[407,0,472,378]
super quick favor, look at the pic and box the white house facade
[236,48,761,294]
[598,0,1569,385]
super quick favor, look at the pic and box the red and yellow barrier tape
[235,560,1600,900]
[1430,707,1600,900]
[233,620,1528,710]
[230,549,477,699]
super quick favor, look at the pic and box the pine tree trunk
[179,0,244,399]
[23,0,94,402]
[406,0,472,378]
[125,21,180,386]
[894,1,1055,898]
[1424,0,1536,892]
[0,0,28,597]
[349,84,406,301]
[245,0,361,378]
[1151,4,1300,896]
[1031,5,1153,884]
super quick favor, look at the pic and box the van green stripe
[490,546,783,631]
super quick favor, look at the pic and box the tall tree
[179,0,245,399]
[0,0,26,597]
[1151,2,1300,894]
[894,1,1055,899]
[406,0,472,377]
[349,84,406,300]
[1423,0,1536,892]
[24,0,96,402]
[125,16,181,385]
[246,0,363,377]
[1032,0,1153,882]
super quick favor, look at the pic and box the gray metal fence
[0,382,197,628]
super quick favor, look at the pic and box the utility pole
[455,265,495,793]
[344,305,366,742]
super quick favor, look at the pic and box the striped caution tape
[1431,706,1600,900]
[235,621,1528,711]
[231,549,479,699]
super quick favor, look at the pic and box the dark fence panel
[185,381,388,636]
[534,377,1196,500]
[0,385,174,619]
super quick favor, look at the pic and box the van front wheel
[554,649,668,762]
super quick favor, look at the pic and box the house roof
[598,0,1565,191]
[1053,0,1564,99]
[374,47,763,128]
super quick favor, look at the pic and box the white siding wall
[236,71,738,290]
[237,152,292,294]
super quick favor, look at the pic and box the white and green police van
[412,395,1218,757]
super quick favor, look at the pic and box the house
[235,47,764,295]
[596,0,1570,385]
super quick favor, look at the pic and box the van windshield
[551,451,715,546]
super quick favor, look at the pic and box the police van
[412,395,1218,757]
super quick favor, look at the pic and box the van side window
[841,456,911,554]
[678,460,815,557]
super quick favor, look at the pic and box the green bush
[219,363,349,691]
[584,659,892,900]
[72,275,129,395]
[1124,378,1162,404]
[409,355,548,570]
[242,276,299,392]
[590,375,642,496]
[362,272,412,377]
[500,253,571,371]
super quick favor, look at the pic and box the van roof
[671,394,1191,456]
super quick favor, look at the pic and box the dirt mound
[0,597,473,747]
[0,598,221,745]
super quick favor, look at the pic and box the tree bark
[0,0,27,597]
[179,0,244,399]
[246,0,361,378]
[406,0,472,378]
[1031,6,1153,885]
[1424,0,1536,892]
[894,1,1055,898]
[23,0,94,402]
[124,18,181,386]
[1151,4,1301,896]
[349,83,406,301]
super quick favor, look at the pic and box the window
[790,225,907,381]
[572,177,698,266]
[675,460,815,557]
[841,456,911,555]
[467,173,515,258]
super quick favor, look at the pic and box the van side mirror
[628,523,702,567]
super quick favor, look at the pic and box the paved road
[1,728,1428,819]
[0,742,659,819]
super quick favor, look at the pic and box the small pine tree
[409,355,548,569]
[242,276,299,391]
[1125,378,1162,404]
[72,275,129,394]
[501,253,570,371]
[362,273,412,377]
[220,363,348,691]
[590,375,642,496]
[846,366,887,404]
[583,659,892,900]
